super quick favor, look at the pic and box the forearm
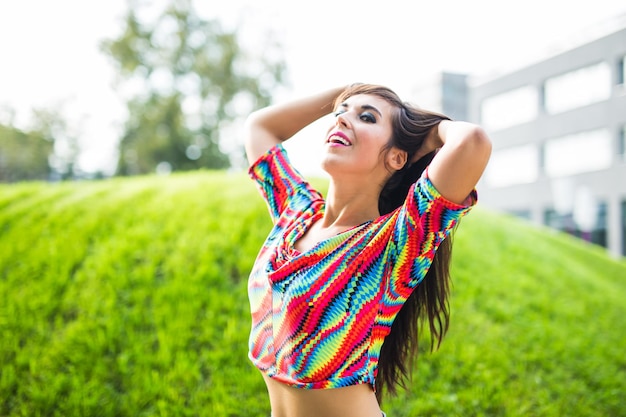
[248,86,345,141]
[244,86,346,165]
[436,120,484,147]
[418,120,486,156]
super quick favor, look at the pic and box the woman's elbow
[465,125,492,161]
[243,109,280,165]
[244,108,272,143]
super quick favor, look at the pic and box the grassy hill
[1,171,625,417]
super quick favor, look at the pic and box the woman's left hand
[411,123,445,163]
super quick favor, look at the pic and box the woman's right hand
[243,86,347,166]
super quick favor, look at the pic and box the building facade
[467,27,626,258]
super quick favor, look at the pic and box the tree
[0,107,77,183]
[0,123,53,183]
[30,107,80,180]
[101,0,285,176]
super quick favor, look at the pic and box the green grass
[1,172,625,417]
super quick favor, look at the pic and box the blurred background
[1,0,625,257]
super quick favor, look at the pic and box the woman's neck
[322,178,382,229]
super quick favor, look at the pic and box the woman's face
[321,93,396,178]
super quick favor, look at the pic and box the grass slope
[1,172,625,417]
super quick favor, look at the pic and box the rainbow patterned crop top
[247,144,476,390]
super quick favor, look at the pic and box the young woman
[244,83,491,417]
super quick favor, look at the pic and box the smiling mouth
[327,133,352,146]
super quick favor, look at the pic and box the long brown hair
[335,84,454,402]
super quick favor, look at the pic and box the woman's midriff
[263,374,383,417]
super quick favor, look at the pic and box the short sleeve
[387,168,477,290]
[248,144,322,224]
[412,168,477,241]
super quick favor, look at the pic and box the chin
[320,157,352,180]
[319,158,333,176]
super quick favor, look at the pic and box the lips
[326,131,352,146]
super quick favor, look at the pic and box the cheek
[363,129,391,152]
[355,143,387,170]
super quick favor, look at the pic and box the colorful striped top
[247,144,476,390]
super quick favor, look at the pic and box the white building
[468,26,626,258]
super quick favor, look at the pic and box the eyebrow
[339,102,383,118]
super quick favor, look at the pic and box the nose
[335,111,350,128]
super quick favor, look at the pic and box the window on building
[545,209,574,233]
[622,200,626,256]
[544,129,612,177]
[507,209,532,221]
[544,201,607,248]
[484,144,540,188]
[543,62,611,114]
[593,202,608,248]
[480,85,538,131]
[618,55,626,86]
[617,125,626,161]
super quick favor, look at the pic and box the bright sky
[1,0,625,175]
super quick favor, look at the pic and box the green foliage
[101,0,285,176]
[0,107,80,183]
[1,173,625,416]
[0,172,271,416]
[386,212,626,416]
[0,123,53,183]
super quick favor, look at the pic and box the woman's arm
[243,86,346,166]
[417,120,492,205]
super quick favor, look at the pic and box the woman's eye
[360,113,376,123]
[333,110,345,117]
